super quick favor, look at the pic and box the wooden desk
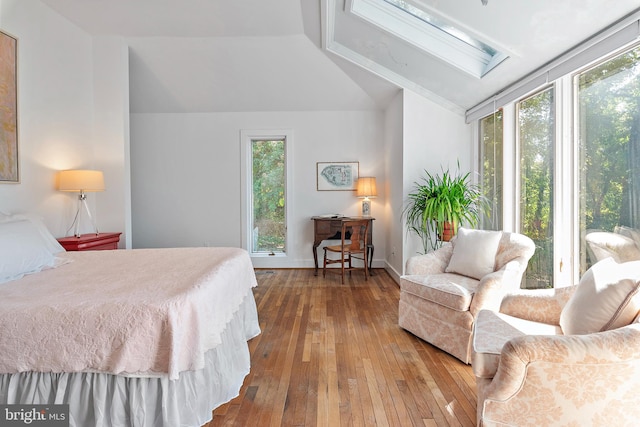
[311,216,374,276]
[57,232,122,251]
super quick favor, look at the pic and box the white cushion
[445,227,502,280]
[560,257,640,335]
[0,220,56,284]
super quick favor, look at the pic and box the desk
[311,216,374,276]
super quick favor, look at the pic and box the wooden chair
[323,219,370,284]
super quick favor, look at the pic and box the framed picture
[316,161,359,191]
[0,30,17,183]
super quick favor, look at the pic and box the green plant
[404,165,488,253]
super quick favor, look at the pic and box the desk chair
[323,219,370,284]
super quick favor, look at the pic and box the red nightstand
[57,232,122,251]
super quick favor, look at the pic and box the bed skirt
[0,292,260,427]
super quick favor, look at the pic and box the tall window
[577,45,640,272]
[518,87,555,289]
[251,139,286,254]
[241,130,292,258]
[479,110,503,230]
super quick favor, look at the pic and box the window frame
[515,85,556,289]
[477,108,504,231]
[240,129,293,262]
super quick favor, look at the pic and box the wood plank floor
[207,269,477,427]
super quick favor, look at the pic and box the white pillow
[560,257,640,335]
[0,220,56,284]
[0,213,64,254]
[445,227,502,280]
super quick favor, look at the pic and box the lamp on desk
[58,169,105,237]
[356,177,377,217]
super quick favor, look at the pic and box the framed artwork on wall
[316,161,359,191]
[0,30,17,184]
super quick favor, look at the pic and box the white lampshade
[356,177,377,198]
[58,170,105,192]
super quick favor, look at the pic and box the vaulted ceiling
[40,0,640,114]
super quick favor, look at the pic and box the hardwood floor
[208,269,477,427]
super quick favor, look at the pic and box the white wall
[131,92,470,272]
[0,3,131,243]
[0,0,96,235]
[92,36,131,248]
[383,90,404,281]
[401,90,472,268]
[130,110,386,268]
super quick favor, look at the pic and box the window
[518,88,555,289]
[577,45,640,273]
[470,6,640,287]
[475,39,640,288]
[350,0,508,78]
[251,139,286,254]
[479,110,503,230]
[241,130,292,257]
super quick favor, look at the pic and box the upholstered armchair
[472,258,640,426]
[399,228,535,364]
[585,229,640,264]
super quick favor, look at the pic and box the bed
[0,213,261,427]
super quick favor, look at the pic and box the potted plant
[404,165,487,253]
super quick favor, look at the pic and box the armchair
[399,228,535,364]
[472,258,640,426]
[585,230,640,264]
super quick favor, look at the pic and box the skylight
[350,0,508,78]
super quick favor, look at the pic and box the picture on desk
[316,161,359,191]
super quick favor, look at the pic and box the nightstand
[57,232,122,251]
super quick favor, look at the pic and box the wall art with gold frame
[0,30,18,183]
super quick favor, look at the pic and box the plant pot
[440,221,456,242]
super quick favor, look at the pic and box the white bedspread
[0,247,258,380]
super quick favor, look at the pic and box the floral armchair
[472,258,640,426]
[399,228,535,364]
[585,229,640,264]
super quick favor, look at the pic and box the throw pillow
[1,213,65,254]
[445,227,502,280]
[0,220,55,284]
[560,257,640,335]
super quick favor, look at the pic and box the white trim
[555,77,574,287]
[570,73,582,285]
[501,104,516,232]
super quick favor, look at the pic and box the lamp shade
[356,177,377,198]
[58,170,105,192]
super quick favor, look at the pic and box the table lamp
[356,177,377,216]
[58,169,105,237]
